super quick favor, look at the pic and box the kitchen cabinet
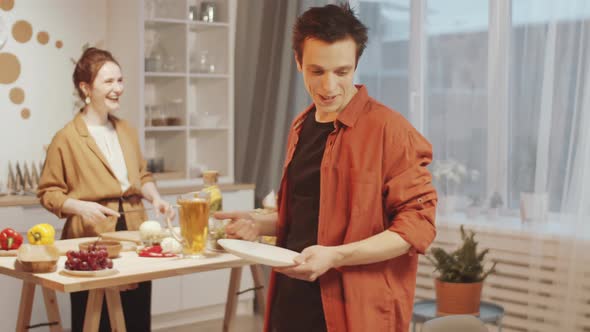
[106,0,237,186]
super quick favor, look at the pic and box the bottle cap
[203,170,219,184]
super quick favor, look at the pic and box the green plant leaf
[427,224,497,283]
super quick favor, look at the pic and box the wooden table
[0,244,266,332]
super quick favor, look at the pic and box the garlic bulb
[139,220,162,244]
[160,237,183,254]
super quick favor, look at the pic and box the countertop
[0,183,255,208]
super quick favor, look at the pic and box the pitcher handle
[165,210,186,247]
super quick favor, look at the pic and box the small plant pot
[435,279,483,315]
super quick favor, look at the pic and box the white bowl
[200,115,221,128]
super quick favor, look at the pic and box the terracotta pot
[435,279,483,315]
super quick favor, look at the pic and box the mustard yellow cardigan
[38,113,153,239]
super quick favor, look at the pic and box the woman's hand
[214,211,260,241]
[73,200,120,226]
[152,197,175,219]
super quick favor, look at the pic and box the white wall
[0,0,107,183]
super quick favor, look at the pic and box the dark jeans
[70,198,151,332]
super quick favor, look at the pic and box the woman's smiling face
[86,61,124,114]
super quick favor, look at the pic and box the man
[216,3,437,331]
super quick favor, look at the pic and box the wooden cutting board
[0,249,18,257]
[99,231,142,244]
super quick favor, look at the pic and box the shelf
[188,73,229,79]
[145,18,187,26]
[146,72,187,78]
[138,0,235,186]
[155,175,235,189]
[145,19,229,28]
[189,126,228,131]
[188,21,229,31]
[153,171,186,181]
[145,126,186,132]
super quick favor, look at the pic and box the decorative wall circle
[0,0,14,11]
[9,87,24,104]
[12,20,32,43]
[21,108,30,119]
[37,31,49,44]
[0,52,20,84]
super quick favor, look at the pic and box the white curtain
[423,0,590,330]
[264,1,590,328]
[514,1,590,330]
[234,0,301,204]
[353,1,590,330]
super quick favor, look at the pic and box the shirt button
[418,198,423,203]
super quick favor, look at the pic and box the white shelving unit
[109,0,236,187]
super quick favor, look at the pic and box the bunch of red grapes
[65,244,114,271]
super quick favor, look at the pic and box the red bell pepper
[0,228,23,250]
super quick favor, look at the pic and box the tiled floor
[157,313,264,332]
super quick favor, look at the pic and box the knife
[119,205,179,215]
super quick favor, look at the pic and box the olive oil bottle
[202,170,225,251]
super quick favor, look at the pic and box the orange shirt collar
[294,84,369,130]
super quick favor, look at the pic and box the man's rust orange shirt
[264,85,437,332]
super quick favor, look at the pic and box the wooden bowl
[79,240,122,258]
[17,260,58,273]
[16,244,59,273]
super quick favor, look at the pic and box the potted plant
[431,159,478,215]
[427,225,497,315]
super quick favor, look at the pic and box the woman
[38,47,169,332]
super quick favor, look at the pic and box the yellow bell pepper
[27,223,55,245]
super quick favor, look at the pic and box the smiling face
[296,37,358,121]
[80,61,124,115]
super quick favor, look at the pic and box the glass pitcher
[166,191,210,258]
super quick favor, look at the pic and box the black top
[270,110,334,332]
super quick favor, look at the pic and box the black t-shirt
[270,110,334,332]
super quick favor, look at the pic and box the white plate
[61,268,118,277]
[218,239,298,267]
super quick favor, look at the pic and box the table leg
[105,288,127,332]
[250,265,266,313]
[41,287,63,332]
[83,289,104,332]
[223,267,243,332]
[16,281,35,332]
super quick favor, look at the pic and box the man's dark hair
[292,3,368,67]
